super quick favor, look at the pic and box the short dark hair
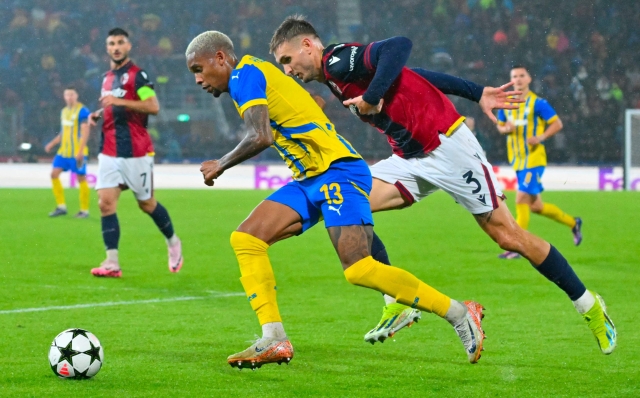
[64,85,77,92]
[108,27,129,38]
[269,15,319,54]
[511,64,529,72]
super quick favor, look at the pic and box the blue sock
[371,231,391,265]
[149,202,175,239]
[532,245,586,301]
[101,213,120,250]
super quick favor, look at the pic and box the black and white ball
[48,328,103,379]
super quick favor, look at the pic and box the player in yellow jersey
[44,87,92,218]
[496,65,582,259]
[185,31,486,369]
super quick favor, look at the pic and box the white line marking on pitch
[0,292,244,314]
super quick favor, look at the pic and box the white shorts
[96,154,154,201]
[370,124,504,215]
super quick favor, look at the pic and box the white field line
[0,292,244,314]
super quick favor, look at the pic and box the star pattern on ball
[86,342,102,364]
[68,328,88,339]
[57,340,79,366]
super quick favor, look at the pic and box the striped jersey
[58,103,90,157]
[229,55,360,180]
[497,91,558,170]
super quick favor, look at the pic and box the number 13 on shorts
[320,183,344,204]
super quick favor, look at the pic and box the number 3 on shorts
[320,183,344,205]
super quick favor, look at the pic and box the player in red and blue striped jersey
[269,16,616,355]
[89,28,183,278]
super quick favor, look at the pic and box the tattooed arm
[200,105,273,186]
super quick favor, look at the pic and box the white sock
[383,294,396,305]
[106,249,119,263]
[262,322,286,339]
[573,290,595,314]
[167,234,180,246]
[444,300,467,326]
[58,204,67,210]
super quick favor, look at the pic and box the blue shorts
[516,166,544,195]
[52,155,87,175]
[267,158,373,233]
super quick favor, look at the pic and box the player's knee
[530,203,543,213]
[137,199,156,214]
[494,230,519,251]
[98,199,115,214]
[230,230,267,255]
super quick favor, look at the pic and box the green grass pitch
[0,188,638,397]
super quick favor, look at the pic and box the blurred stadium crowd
[0,0,638,164]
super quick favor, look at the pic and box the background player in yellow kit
[44,86,91,218]
[497,65,582,259]
[186,31,486,369]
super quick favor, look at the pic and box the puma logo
[328,205,342,216]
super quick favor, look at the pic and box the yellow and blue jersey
[497,91,558,171]
[58,103,91,157]
[228,55,360,180]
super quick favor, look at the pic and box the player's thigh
[96,154,124,191]
[237,195,305,246]
[369,178,411,212]
[51,167,63,179]
[515,190,537,205]
[418,125,504,215]
[370,155,435,210]
[118,156,154,201]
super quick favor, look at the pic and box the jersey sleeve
[411,68,484,102]
[534,98,558,123]
[497,109,507,125]
[229,65,268,118]
[361,37,412,105]
[135,70,156,100]
[78,107,91,123]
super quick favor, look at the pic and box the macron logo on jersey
[349,46,358,71]
[101,88,127,98]
[328,56,341,66]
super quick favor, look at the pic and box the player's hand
[200,160,224,186]
[44,142,53,153]
[99,95,121,108]
[527,136,543,146]
[342,96,384,115]
[75,153,85,168]
[479,82,524,124]
[89,109,103,126]
[501,121,515,134]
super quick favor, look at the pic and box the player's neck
[111,57,130,70]
[66,102,77,109]
[518,87,530,99]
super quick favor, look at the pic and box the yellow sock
[79,180,90,212]
[51,178,65,207]
[344,256,451,317]
[540,203,576,228]
[230,231,282,325]
[516,203,530,230]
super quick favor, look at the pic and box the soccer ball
[48,328,104,379]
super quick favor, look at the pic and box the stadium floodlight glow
[177,114,190,122]
[20,143,32,151]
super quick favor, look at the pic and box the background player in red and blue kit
[89,28,183,278]
[270,16,616,355]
